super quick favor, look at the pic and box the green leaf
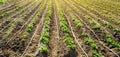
[40,37,49,44]
[40,45,49,53]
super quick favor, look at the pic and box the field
[0,0,120,57]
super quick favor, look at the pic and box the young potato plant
[16,6,20,11]
[105,21,120,32]
[0,12,9,19]
[71,15,76,21]
[85,16,101,30]
[16,3,24,11]
[113,28,120,32]
[40,45,49,53]
[105,22,113,29]
[69,12,84,29]
[84,38,102,57]
[40,36,49,44]
[92,50,103,57]
[17,18,23,24]
[76,22,84,28]
[90,20,96,25]
[85,38,98,50]
[61,25,70,33]
[45,17,50,29]
[81,32,88,37]
[21,32,28,42]
[93,24,101,30]
[82,32,102,57]
[40,30,50,45]
[102,10,109,14]
[27,18,38,32]
[4,23,15,35]
[40,24,50,44]
[32,18,38,25]
[84,15,91,19]
[60,17,75,50]
[65,34,75,50]
[60,17,68,26]
[58,6,75,50]
[39,6,51,53]
[74,19,84,29]
[27,23,33,32]
[60,18,70,34]
[106,34,120,50]
[104,14,120,24]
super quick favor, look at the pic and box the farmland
[0,0,120,57]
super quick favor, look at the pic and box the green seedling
[82,32,88,37]
[94,24,101,30]
[40,37,49,44]
[40,45,49,53]
[21,33,27,42]
[76,23,84,28]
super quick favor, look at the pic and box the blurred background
[0,0,20,8]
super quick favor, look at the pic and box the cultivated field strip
[0,0,120,57]
[0,0,26,13]
[0,0,35,32]
[62,0,120,57]
[0,0,43,44]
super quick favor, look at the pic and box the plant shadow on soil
[35,50,78,57]
[0,54,9,57]
[36,52,48,57]
[63,50,78,57]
